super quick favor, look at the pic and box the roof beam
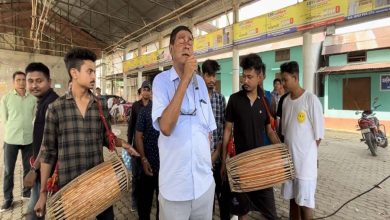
[55,0,143,27]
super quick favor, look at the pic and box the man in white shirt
[280,61,324,220]
[152,25,217,220]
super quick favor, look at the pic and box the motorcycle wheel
[378,130,388,148]
[364,132,377,156]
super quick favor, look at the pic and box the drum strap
[96,99,116,152]
[260,95,276,130]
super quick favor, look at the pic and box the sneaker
[0,200,13,212]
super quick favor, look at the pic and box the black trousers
[96,206,114,220]
[137,172,159,220]
[213,163,232,220]
[3,143,32,201]
[131,156,141,208]
[231,187,277,220]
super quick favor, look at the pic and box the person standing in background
[135,85,160,220]
[201,59,230,220]
[23,62,59,220]
[0,71,36,211]
[127,80,152,211]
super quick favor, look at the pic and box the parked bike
[356,97,388,156]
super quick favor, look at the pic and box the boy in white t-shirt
[280,61,324,220]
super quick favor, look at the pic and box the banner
[233,15,267,45]
[266,4,302,38]
[298,0,348,31]
[194,28,232,55]
[123,57,139,73]
[140,51,158,68]
[347,0,390,19]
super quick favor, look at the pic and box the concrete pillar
[324,74,329,115]
[123,50,128,100]
[302,31,321,93]
[123,75,128,100]
[232,0,240,93]
[137,71,143,89]
[101,53,107,95]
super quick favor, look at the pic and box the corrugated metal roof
[317,62,390,74]
[322,26,390,55]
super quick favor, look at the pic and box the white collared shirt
[152,67,217,201]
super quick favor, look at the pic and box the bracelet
[141,157,148,163]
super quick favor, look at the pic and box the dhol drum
[226,143,295,193]
[46,156,129,219]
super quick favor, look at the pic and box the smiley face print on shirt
[297,111,306,123]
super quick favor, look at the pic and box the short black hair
[202,59,220,76]
[280,61,299,76]
[12,71,26,80]
[137,88,141,95]
[273,78,281,85]
[64,47,97,79]
[240,53,266,75]
[25,62,50,80]
[96,87,101,90]
[169,25,193,45]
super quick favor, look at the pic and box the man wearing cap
[127,80,152,211]
[135,83,160,220]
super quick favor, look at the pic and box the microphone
[192,71,199,90]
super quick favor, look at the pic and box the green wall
[327,72,390,111]
[258,46,303,90]
[216,46,303,98]
[219,58,233,98]
[329,54,347,66]
[329,49,390,66]
[327,49,390,113]
[367,49,390,63]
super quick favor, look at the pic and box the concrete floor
[1,123,389,220]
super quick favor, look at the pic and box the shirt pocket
[198,102,211,131]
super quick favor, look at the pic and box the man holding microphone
[152,25,217,220]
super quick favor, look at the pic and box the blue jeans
[26,180,43,220]
[3,142,32,202]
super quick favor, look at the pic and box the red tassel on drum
[227,138,236,157]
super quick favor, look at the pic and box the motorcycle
[356,97,388,156]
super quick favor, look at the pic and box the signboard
[233,15,267,45]
[380,74,390,91]
[266,4,302,37]
[194,28,233,55]
[298,0,348,31]
[347,0,390,19]
[123,56,140,72]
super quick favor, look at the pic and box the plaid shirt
[40,91,109,188]
[210,91,226,152]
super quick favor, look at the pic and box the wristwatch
[30,166,39,173]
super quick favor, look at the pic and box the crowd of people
[0,25,324,220]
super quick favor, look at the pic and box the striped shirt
[40,91,109,188]
[210,91,226,152]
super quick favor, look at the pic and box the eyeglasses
[180,107,197,116]
[173,81,197,116]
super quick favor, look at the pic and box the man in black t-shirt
[221,54,279,220]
